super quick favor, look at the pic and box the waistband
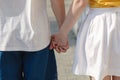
[89,7,120,14]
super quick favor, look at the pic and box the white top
[0,0,51,51]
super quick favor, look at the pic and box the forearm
[59,0,87,35]
[51,0,65,28]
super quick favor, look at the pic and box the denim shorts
[0,46,57,80]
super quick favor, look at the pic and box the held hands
[50,31,69,53]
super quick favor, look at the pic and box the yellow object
[89,0,120,8]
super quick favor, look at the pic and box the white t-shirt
[0,0,51,51]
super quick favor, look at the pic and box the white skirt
[73,8,120,80]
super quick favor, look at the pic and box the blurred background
[47,0,89,80]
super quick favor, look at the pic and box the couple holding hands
[0,0,120,80]
[51,0,120,80]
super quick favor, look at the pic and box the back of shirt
[0,0,51,51]
[89,0,120,8]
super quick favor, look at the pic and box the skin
[50,0,66,27]
[90,76,111,80]
[50,0,120,80]
[104,76,111,80]
[112,76,120,80]
[50,0,88,53]
[50,0,69,53]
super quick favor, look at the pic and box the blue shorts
[0,46,57,80]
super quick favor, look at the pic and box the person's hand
[50,35,69,53]
[50,32,69,53]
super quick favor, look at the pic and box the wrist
[59,29,68,37]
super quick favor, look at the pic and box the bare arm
[50,0,65,28]
[59,0,88,35]
[50,0,88,53]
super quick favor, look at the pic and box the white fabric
[0,0,51,51]
[73,8,120,80]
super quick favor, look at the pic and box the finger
[49,40,53,50]
[59,44,69,51]
[55,46,61,53]
[60,43,69,52]
[61,47,67,53]
[58,47,63,52]
[58,46,67,53]
[64,44,69,50]
[50,40,55,49]
[50,44,53,50]
[52,41,57,48]
[50,42,54,50]
[63,41,69,50]
[50,35,56,49]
